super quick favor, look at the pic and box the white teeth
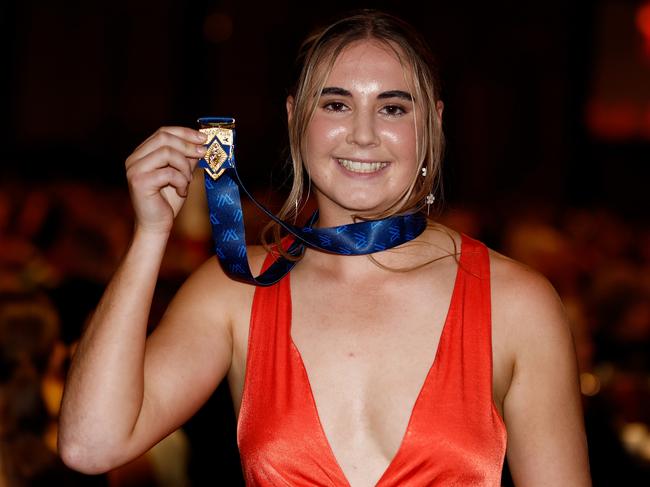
[337,159,388,173]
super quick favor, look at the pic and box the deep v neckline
[287,235,465,487]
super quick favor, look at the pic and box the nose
[345,110,379,147]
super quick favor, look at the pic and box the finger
[149,167,191,197]
[129,146,194,183]
[133,130,207,164]
[159,126,207,144]
[138,126,207,148]
[186,156,202,173]
[133,127,207,161]
[128,165,190,200]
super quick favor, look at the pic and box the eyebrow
[321,86,415,102]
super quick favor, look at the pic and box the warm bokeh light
[588,2,650,140]
[587,101,644,140]
[636,3,650,39]
[639,3,650,60]
[621,423,647,451]
[621,422,650,458]
[580,372,601,396]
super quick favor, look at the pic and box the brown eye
[323,102,348,112]
[381,105,407,117]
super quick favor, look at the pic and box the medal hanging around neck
[197,117,427,286]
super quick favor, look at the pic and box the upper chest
[289,264,457,382]
[229,255,459,412]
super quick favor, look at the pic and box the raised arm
[58,127,233,473]
[492,257,592,486]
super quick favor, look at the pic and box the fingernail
[196,145,207,155]
[196,131,207,142]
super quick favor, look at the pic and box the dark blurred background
[1,0,649,485]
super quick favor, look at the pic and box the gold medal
[198,119,235,180]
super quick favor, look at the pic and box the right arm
[58,127,234,473]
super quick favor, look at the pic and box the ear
[286,96,295,124]
[435,100,444,122]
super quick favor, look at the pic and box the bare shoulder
[488,247,571,346]
[151,243,269,357]
[487,246,577,393]
[424,226,566,333]
[489,248,562,304]
[175,244,268,310]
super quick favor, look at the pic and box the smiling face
[297,40,422,225]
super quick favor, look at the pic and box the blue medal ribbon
[198,117,427,286]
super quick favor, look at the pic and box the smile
[337,158,389,173]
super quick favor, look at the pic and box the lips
[336,158,389,173]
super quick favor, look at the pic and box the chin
[314,187,404,221]
[334,199,394,217]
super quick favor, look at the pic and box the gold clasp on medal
[199,120,235,180]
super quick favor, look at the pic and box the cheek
[380,124,418,158]
[306,116,346,154]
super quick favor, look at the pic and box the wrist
[131,224,171,252]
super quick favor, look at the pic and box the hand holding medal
[124,126,208,236]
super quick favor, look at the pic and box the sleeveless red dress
[237,234,507,486]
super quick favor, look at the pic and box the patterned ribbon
[197,117,427,286]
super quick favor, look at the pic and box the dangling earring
[425,193,435,215]
[421,166,434,215]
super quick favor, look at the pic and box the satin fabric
[237,234,507,486]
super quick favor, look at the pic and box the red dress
[237,234,507,486]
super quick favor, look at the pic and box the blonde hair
[262,9,445,257]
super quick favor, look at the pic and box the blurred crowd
[0,177,648,485]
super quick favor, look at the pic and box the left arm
[492,259,591,486]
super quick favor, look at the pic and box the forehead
[323,40,412,88]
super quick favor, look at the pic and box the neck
[296,249,388,284]
[310,195,398,229]
[295,227,441,283]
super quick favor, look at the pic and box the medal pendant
[198,118,235,180]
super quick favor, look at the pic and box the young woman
[59,10,592,486]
